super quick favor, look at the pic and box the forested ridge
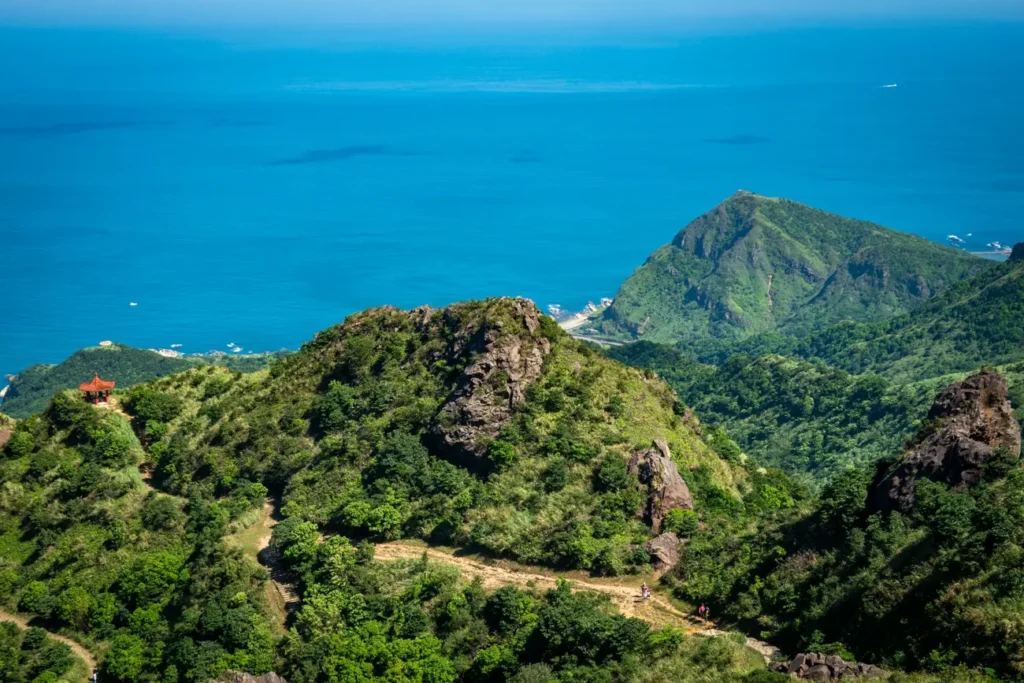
[670,370,1024,680]
[0,298,803,683]
[1,345,286,420]
[3,292,1022,683]
[608,343,1024,487]
[598,192,988,345]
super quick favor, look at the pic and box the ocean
[2,23,1023,377]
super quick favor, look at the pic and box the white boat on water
[882,83,897,88]
[129,302,138,307]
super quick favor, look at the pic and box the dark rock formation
[1010,242,1024,263]
[644,531,682,570]
[628,440,693,532]
[770,653,886,680]
[209,672,288,683]
[871,371,1021,512]
[431,299,551,466]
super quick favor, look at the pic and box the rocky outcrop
[209,672,288,683]
[644,531,682,570]
[770,653,886,680]
[431,299,551,466]
[871,371,1021,513]
[0,413,13,449]
[1010,242,1024,263]
[628,440,693,532]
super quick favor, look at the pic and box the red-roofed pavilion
[80,373,115,403]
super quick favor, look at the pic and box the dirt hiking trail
[375,543,700,632]
[374,543,783,662]
[0,608,98,672]
[255,502,301,611]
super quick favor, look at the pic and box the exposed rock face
[628,440,693,532]
[1010,242,1024,263]
[644,531,682,570]
[0,413,13,449]
[770,653,886,680]
[209,672,288,683]
[431,299,551,466]
[871,371,1021,513]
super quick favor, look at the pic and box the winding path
[373,543,783,662]
[376,543,698,631]
[0,609,97,672]
[252,501,301,615]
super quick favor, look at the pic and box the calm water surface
[1,24,1022,376]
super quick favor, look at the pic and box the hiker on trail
[698,603,706,619]
[640,583,650,601]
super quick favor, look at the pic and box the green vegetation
[1,298,794,682]
[1,344,287,419]
[670,446,1024,680]
[610,341,1024,488]
[791,255,1024,381]
[608,343,928,486]
[140,299,742,571]
[0,621,87,683]
[0,390,275,682]
[5,295,1022,683]
[670,246,1024,384]
[599,191,988,345]
[274,545,774,683]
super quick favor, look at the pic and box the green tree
[104,633,146,682]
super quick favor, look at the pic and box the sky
[1,0,1022,32]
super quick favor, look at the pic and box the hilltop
[598,192,989,344]
[140,297,749,567]
[1,343,285,418]
[2,297,806,683]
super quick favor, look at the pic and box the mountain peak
[599,196,989,344]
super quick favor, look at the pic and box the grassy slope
[1,344,285,419]
[142,298,745,570]
[607,343,926,487]
[599,192,988,345]
[2,345,193,418]
[2,298,1004,682]
[670,368,1024,679]
[610,336,1024,488]
[0,298,805,682]
[799,255,1024,381]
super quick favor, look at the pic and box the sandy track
[374,543,702,632]
[0,609,97,672]
[253,501,301,612]
[374,543,784,662]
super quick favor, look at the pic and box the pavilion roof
[79,374,115,392]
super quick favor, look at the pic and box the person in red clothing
[698,603,707,619]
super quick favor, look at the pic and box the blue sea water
[1,23,1023,377]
